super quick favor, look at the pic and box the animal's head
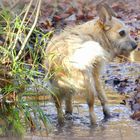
[96,3,137,58]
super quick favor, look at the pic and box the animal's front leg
[94,72,111,118]
[65,93,73,120]
[65,93,73,114]
[86,90,97,125]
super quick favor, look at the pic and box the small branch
[9,0,34,50]
[15,0,42,61]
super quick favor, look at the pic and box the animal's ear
[96,3,116,27]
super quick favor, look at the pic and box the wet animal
[44,3,137,125]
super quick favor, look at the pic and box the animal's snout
[131,41,137,50]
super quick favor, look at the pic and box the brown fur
[44,3,137,125]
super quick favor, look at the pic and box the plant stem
[15,0,42,61]
[10,0,34,50]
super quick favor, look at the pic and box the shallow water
[34,103,140,140]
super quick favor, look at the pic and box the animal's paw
[65,113,73,120]
[103,112,119,122]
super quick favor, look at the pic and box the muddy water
[25,51,140,140]
[31,103,140,140]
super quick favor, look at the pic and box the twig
[24,0,38,27]
[15,0,42,61]
[10,0,34,50]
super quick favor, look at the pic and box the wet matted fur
[44,3,137,125]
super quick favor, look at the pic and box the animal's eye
[119,30,126,37]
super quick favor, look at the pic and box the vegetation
[0,0,52,138]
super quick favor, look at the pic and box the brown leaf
[86,12,94,20]
[53,15,62,21]
[66,7,76,14]
[76,10,84,20]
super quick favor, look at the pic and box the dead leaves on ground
[38,0,140,42]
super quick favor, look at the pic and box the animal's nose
[131,42,137,50]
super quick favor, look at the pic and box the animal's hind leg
[65,93,73,120]
[52,94,64,124]
[65,93,73,114]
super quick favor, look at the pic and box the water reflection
[44,103,140,138]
